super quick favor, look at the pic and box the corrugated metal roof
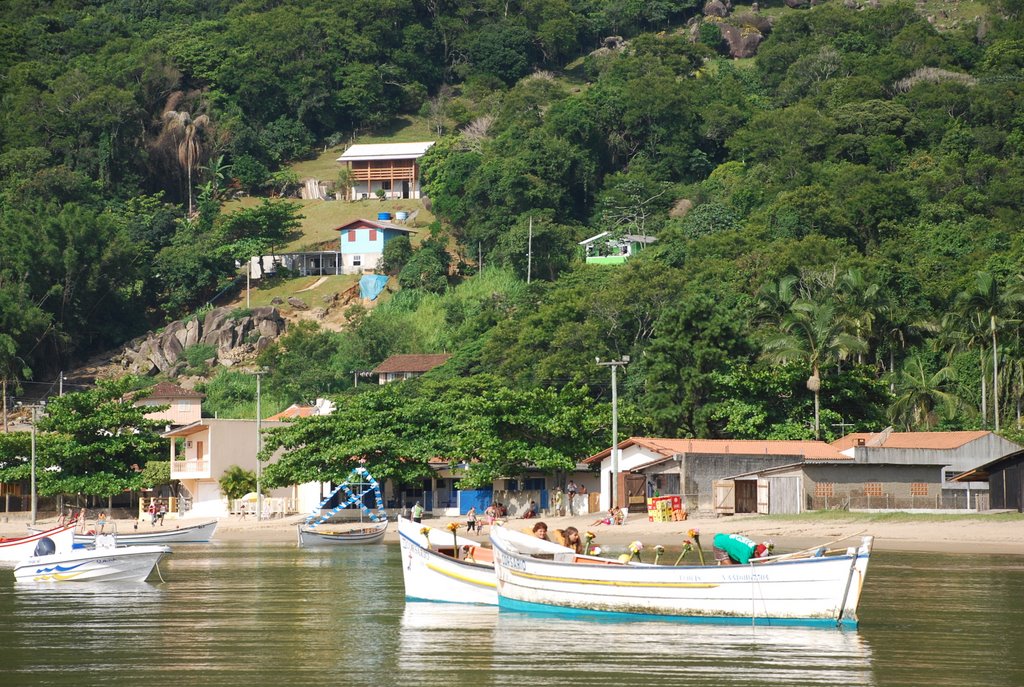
[831,430,990,451]
[133,382,205,400]
[337,141,435,161]
[583,437,847,463]
[372,353,451,374]
[336,218,417,233]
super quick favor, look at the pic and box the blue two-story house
[336,218,417,274]
[250,218,417,279]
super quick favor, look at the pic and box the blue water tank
[377,212,392,221]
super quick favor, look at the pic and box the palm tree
[957,272,1024,432]
[939,309,989,425]
[889,355,959,430]
[837,268,881,366]
[160,105,210,215]
[761,299,867,439]
[877,301,936,391]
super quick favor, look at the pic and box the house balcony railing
[350,169,417,181]
[171,458,210,478]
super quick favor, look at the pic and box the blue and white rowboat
[489,525,874,628]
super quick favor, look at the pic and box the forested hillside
[3,0,1024,489]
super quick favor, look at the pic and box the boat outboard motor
[33,536,56,556]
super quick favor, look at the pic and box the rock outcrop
[119,307,286,377]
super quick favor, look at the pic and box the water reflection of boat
[492,612,874,685]
[398,601,873,685]
[491,525,875,628]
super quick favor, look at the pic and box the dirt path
[296,276,329,292]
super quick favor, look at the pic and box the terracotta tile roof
[372,353,451,374]
[831,430,990,451]
[583,437,847,463]
[264,404,315,421]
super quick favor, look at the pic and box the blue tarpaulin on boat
[359,275,389,300]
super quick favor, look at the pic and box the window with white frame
[352,255,362,267]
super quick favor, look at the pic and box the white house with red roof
[337,141,434,200]
[582,437,847,514]
[372,353,451,384]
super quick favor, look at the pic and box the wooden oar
[759,529,868,563]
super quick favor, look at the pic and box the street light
[596,355,629,510]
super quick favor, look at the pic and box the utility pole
[18,402,45,525]
[247,258,252,308]
[527,216,533,285]
[596,356,630,511]
[352,369,371,388]
[253,369,267,521]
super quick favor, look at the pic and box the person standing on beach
[157,501,167,526]
[412,501,424,523]
[148,500,158,526]
[566,480,578,515]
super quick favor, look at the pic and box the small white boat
[72,519,218,545]
[297,520,388,547]
[398,516,498,605]
[397,516,576,605]
[0,522,77,563]
[489,525,875,628]
[297,466,389,547]
[14,525,170,583]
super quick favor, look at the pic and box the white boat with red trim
[0,522,77,563]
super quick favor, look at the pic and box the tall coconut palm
[957,272,1024,432]
[161,107,210,215]
[889,355,959,430]
[761,299,867,439]
[837,268,882,366]
[877,301,936,390]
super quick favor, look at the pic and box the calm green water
[1,544,1022,687]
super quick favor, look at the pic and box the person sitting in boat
[466,507,478,533]
[523,501,538,519]
[551,526,583,553]
[530,521,549,540]
[712,533,773,565]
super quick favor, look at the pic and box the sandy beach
[6,510,1021,556]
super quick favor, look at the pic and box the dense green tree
[0,378,168,498]
[641,286,753,437]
